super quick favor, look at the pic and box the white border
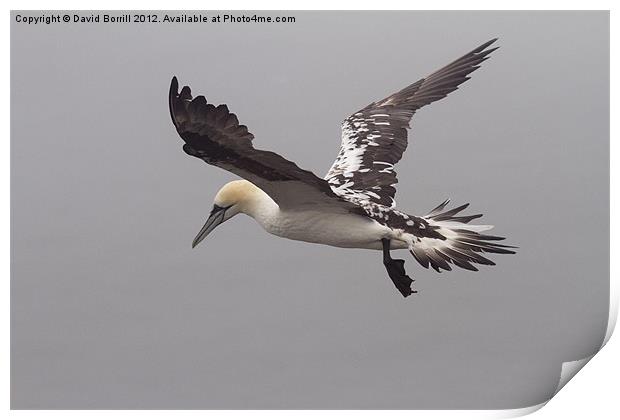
[3,1,615,418]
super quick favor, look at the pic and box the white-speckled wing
[325,39,499,208]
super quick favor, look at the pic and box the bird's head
[191,180,261,248]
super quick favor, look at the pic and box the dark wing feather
[169,77,363,213]
[326,39,499,207]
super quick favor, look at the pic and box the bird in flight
[169,38,515,297]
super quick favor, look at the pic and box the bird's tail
[408,199,516,272]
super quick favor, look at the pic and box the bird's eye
[211,204,233,215]
[210,204,224,215]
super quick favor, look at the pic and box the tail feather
[408,200,516,272]
[426,199,451,217]
[432,203,470,221]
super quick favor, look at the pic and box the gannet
[168,38,515,297]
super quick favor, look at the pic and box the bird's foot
[384,258,418,298]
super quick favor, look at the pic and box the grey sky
[11,11,609,409]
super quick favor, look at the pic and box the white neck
[238,187,280,227]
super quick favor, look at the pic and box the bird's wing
[325,39,499,208]
[169,77,365,214]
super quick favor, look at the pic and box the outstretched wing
[169,77,363,214]
[326,39,499,208]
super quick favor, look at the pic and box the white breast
[239,187,407,250]
[256,209,405,250]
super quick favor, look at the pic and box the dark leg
[382,239,417,297]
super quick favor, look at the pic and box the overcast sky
[12,11,609,409]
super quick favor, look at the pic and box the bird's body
[263,209,394,250]
[169,38,516,297]
[206,179,399,250]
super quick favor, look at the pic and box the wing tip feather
[169,76,179,128]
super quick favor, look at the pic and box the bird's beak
[192,205,227,248]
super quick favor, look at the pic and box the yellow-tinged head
[213,180,262,209]
[191,180,268,248]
